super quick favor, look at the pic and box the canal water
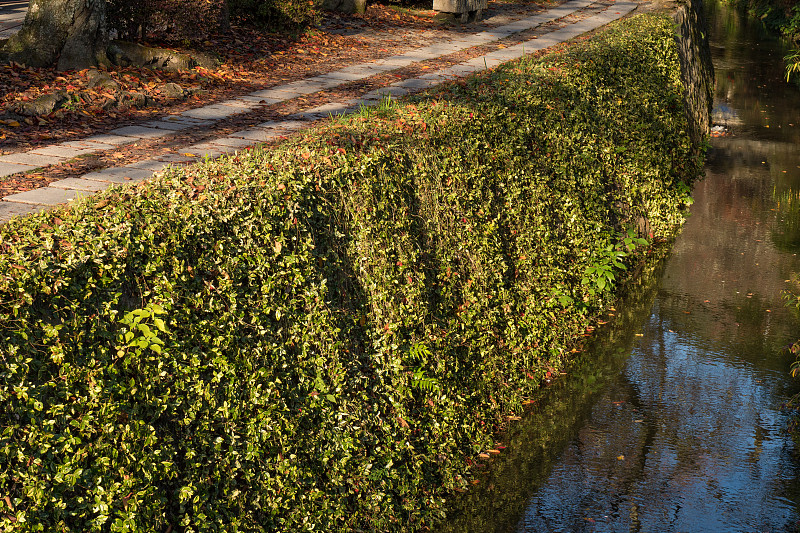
[445,2,800,531]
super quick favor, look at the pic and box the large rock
[14,92,67,116]
[160,82,185,100]
[86,68,119,90]
[322,0,367,14]
[107,41,219,73]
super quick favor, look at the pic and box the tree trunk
[1,0,108,71]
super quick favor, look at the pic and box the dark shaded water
[445,3,800,531]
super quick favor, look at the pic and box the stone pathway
[0,0,26,39]
[0,0,638,224]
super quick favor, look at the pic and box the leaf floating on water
[617,455,625,461]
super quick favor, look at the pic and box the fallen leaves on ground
[0,0,551,155]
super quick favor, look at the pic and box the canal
[445,1,800,531]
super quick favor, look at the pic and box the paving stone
[391,78,439,91]
[293,102,357,121]
[180,105,244,120]
[304,102,357,116]
[61,140,117,150]
[315,71,371,82]
[290,76,343,91]
[183,144,226,159]
[500,22,534,32]
[486,49,523,61]
[249,88,305,101]
[83,134,140,146]
[481,57,508,69]
[238,95,281,104]
[154,153,197,164]
[0,161,36,177]
[396,49,440,62]
[125,159,171,172]
[0,201,46,223]
[275,120,308,132]
[447,39,483,49]
[419,72,458,82]
[281,80,332,95]
[419,42,464,55]
[373,56,416,69]
[375,86,409,97]
[201,143,240,154]
[359,91,386,102]
[292,111,328,121]
[349,97,380,108]
[0,152,65,167]
[209,136,255,148]
[163,115,212,125]
[337,64,392,77]
[443,64,482,77]
[30,145,95,159]
[480,28,516,38]
[253,120,280,129]
[460,34,494,46]
[49,178,112,192]
[110,125,173,140]
[229,128,281,142]
[4,187,91,205]
[82,167,153,184]
[144,120,196,131]
[217,99,263,109]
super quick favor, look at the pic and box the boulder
[14,92,67,116]
[87,69,120,91]
[160,82,185,99]
[119,91,148,109]
[107,41,219,73]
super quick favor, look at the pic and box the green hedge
[228,0,322,29]
[0,13,702,532]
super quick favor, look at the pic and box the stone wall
[673,0,715,151]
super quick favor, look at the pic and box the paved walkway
[0,0,638,224]
[0,0,26,39]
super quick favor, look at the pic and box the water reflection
[514,2,800,530]
[447,2,800,531]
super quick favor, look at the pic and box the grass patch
[0,13,703,532]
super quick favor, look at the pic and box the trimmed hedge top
[0,13,702,532]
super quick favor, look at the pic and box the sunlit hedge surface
[0,14,703,532]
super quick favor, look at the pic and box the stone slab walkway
[0,0,26,39]
[0,0,638,224]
